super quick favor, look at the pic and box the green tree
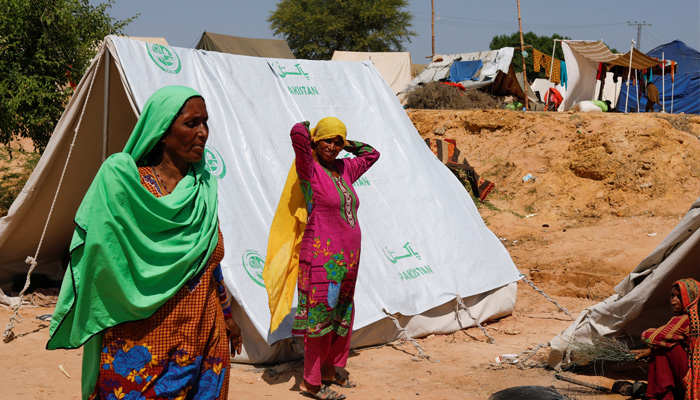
[268,0,416,60]
[490,32,570,81]
[0,0,134,151]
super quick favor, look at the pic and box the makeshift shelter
[195,31,296,59]
[549,197,700,368]
[558,41,659,111]
[331,51,412,95]
[399,47,529,102]
[0,36,520,363]
[515,72,545,111]
[619,40,700,114]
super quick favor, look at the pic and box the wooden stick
[554,373,610,393]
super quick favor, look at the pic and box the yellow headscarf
[263,117,347,332]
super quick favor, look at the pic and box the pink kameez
[288,123,379,386]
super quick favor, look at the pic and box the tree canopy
[489,32,571,81]
[268,0,416,60]
[0,0,134,151]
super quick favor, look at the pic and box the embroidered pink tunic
[290,123,380,338]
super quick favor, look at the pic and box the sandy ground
[3,110,700,399]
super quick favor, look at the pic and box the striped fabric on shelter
[566,41,619,63]
[612,47,661,70]
[565,41,660,69]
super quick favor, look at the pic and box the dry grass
[570,336,636,366]
[405,82,501,110]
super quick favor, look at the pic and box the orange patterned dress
[89,166,230,400]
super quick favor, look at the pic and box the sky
[94,0,700,62]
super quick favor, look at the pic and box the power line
[412,11,627,29]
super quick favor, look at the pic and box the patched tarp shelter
[331,51,412,95]
[549,197,700,368]
[619,40,700,114]
[0,36,520,363]
[399,47,528,101]
[195,31,296,59]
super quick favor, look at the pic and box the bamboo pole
[517,0,529,110]
[431,0,435,58]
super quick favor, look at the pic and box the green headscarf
[46,86,219,397]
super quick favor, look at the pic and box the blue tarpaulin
[619,40,700,114]
[449,60,483,82]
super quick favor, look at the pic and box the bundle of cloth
[424,138,494,202]
[571,100,612,112]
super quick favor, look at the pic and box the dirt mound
[410,109,700,220]
[409,109,700,298]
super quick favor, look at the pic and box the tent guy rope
[3,52,105,344]
[456,294,496,344]
[520,274,574,319]
[382,308,433,362]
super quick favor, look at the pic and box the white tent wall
[594,74,622,108]
[549,197,700,368]
[0,36,521,363]
[559,42,598,111]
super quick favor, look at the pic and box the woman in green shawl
[47,85,242,399]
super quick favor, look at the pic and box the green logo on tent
[271,61,320,96]
[242,250,266,288]
[147,43,181,74]
[382,242,422,264]
[203,147,226,179]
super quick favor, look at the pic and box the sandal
[322,372,357,388]
[302,385,346,400]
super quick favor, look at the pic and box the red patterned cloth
[643,315,690,349]
[89,167,230,400]
[676,278,700,400]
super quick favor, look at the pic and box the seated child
[632,279,699,400]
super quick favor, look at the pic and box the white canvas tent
[549,197,700,368]
[0,36,520,363]
[331,51,412,95]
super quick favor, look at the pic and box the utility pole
[431,0,435,58]
[517,0,529,110]
[627,21,651,50]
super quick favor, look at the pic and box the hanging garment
[560,60,568,89]
[533,48,561,84]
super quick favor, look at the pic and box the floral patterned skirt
[90,250,230,400]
